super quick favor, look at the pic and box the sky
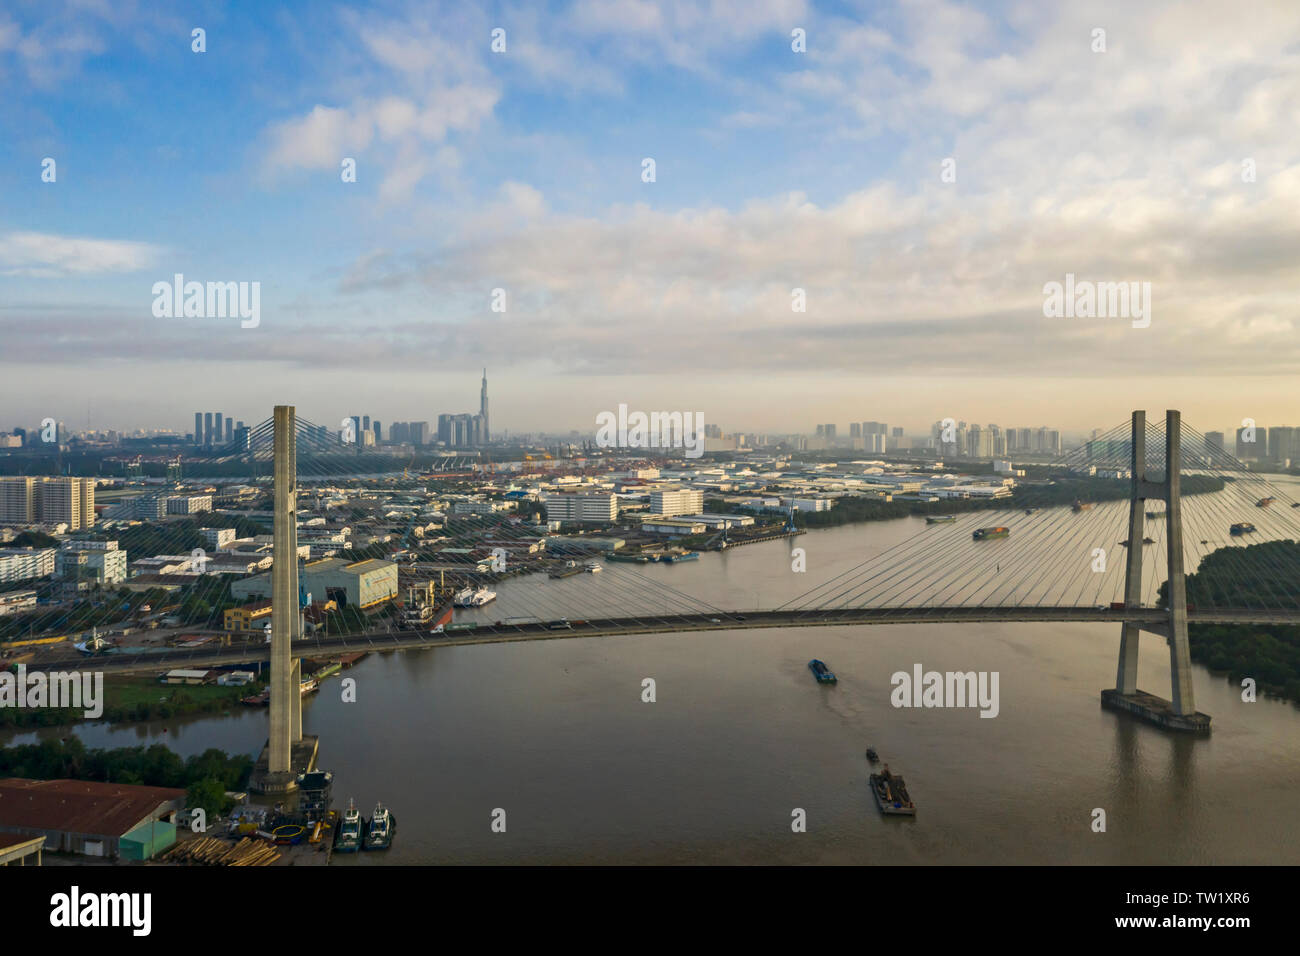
[2,0,1299,438]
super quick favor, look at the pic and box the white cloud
[0,232,161,277]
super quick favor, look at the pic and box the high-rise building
[1268,426,1298,465]
[0,478,36,525]
[204,412,213,446]
[409,421,428,446]
[849,423,862,438]
[194,413,203,446]
[650,488,704,516]
[2,477,96,530]
[225,418,233,444]
[480,369,490,443]
[373,421,382,443]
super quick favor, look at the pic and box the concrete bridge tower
[1102,409,1211,733]
[251,405,317,792]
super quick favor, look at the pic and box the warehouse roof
[0,778,185,838]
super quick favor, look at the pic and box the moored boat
[926,515,956,524]
[452,587,476,607]
[363,803,395,850]
[334,799,364,853]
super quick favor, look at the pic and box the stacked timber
[159,836,280,866]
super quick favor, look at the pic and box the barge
[869,767,916,816]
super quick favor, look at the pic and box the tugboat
[972,526,1009,541]
[865,747,879,763]
[1256,497,1276,508]
[1230,522,1256,536]
[334,799,364,853]
[869,765,916,816]
[363,803,395,850]
[585,560,603,573]
[808,659,837,684]
[1072,499,1093,512]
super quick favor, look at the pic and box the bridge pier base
[1103,410,1211,735]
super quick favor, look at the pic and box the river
[6,485,1300,864]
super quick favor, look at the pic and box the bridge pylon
[1101,409,1211,733]
[250,405,318,792]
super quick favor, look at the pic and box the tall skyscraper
[204,412,213,446]
[480,368,490,443]
[194,412,203,446]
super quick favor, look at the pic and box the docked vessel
[666,551,700,562]
[869,766,916,816]
[455,587,495,606]
[608,552,649,563]
[549,562,583,579]
[808,659,837,684]
[334,799,364,852]
[972,526,1009,540]
[926,515,956,524]
[1230,522,1256,536]
[363,803,395,850]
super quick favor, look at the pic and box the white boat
[452,587,476,607]
[469,588,496,607]
[585,561,603,573]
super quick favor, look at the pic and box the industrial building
[231,557,398,609]
[0,778,185,860]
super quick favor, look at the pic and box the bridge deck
[36,606,1298,676]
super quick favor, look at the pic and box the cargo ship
[808,659,837,684]
[869,766,916,816]
[1230,522,1256,536]
[926,515,956,524]
[972,526,1009,540]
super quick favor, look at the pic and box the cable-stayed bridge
[20,408,1300,786]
